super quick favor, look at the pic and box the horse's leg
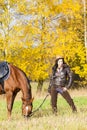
[6,91,17,119]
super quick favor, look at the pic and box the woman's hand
[62,87,67,92]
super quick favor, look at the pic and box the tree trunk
[82,0,87,61]
[37,80,43,93]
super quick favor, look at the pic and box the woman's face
[57,59,63,68]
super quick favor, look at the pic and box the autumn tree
[0,0,87,92]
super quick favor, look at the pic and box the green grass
[0,95,87,130]
[0,82,87,130]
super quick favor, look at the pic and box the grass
[0,82,87,130]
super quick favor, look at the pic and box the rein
[29,94,49,117]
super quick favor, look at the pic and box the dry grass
[0,111,87,130]
[0,82,87,130]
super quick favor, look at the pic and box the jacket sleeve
[66,67,73,89]
[48,67,56,93]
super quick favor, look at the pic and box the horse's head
[22,97,34,117]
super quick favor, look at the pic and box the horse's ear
[21,97,25,101]
[32,97,34,101]
[30,97,34,103]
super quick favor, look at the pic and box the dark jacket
[49,64,73,89]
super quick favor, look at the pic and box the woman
[48,56,77,113]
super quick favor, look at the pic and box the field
[0,82,87,130]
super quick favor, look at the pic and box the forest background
[0,0,87,92]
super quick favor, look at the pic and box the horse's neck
[22,86,31,100]
[10,64,32,100]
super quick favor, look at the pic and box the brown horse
[0,62,33,118]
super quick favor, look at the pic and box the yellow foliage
[0,0,86,83]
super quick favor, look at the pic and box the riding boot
[51,86,58,115]
[70,98,77,112]
[52,107,57,115]
[61,90,77,113]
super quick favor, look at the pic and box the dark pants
[51,86,77,113]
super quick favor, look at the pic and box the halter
[22,97,33,117]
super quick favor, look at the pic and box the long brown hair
[52,58,65,75]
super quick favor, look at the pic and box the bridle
[22,97,33,118]
[22,97,33,109]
